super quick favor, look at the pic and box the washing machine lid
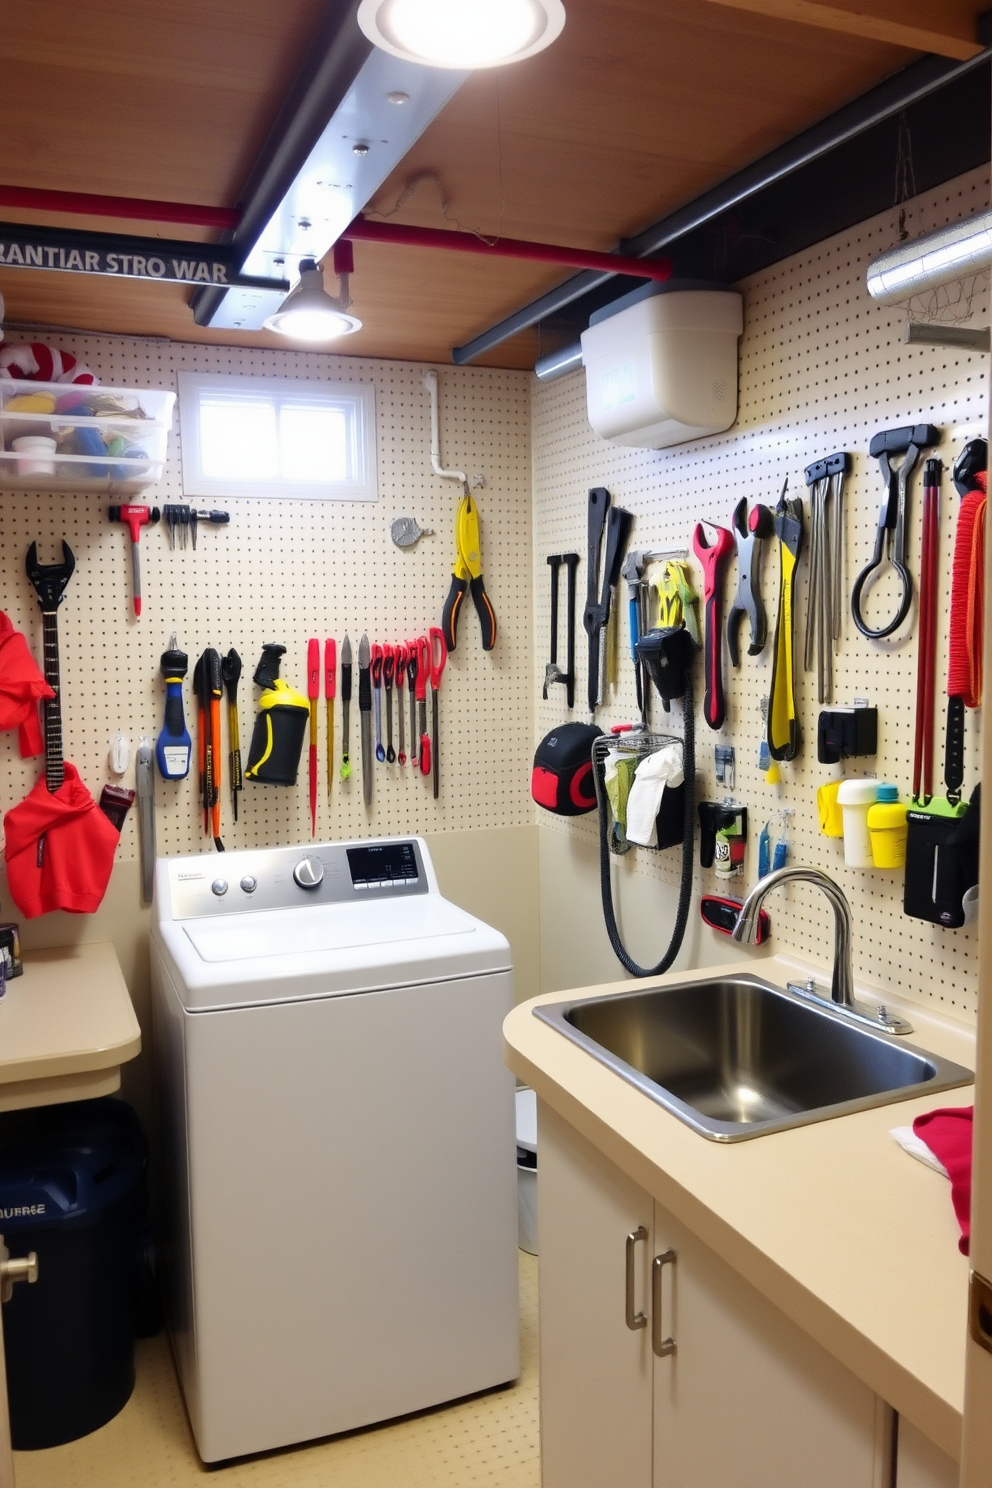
[184,894,472,963]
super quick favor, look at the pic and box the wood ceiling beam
[702,1,983,61]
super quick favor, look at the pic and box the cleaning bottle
[867,784,908,869]
[244,644,311,786]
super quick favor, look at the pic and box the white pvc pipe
[422,371,468,492]
[866,208,992,306]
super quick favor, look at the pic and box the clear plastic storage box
[0,382,175,496]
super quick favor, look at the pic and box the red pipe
[0,184,240,230]
[344,215,672,281]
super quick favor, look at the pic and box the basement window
[177,372,377,501]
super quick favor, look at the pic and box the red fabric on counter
[0,612,54,757]
[913,1105,974,1254]
[3,763,119,917]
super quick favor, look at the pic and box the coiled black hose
[593,674,696,978]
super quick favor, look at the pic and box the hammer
[109,505,160,617]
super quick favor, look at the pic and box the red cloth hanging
[0,612,54,757]
[3,763,120,917]
[913,1105,974,1255]
[947,471,986,708]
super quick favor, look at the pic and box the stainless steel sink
[534,974,973,1141]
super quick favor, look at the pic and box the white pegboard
[0,343,533,864]
[533,165,990,1023]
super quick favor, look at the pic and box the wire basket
[593,731,685,856]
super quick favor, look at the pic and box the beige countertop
[504,953,976,1462]
[0,941,141,1111]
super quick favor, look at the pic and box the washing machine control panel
[165,838,429,918]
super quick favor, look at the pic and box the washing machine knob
[293,856,324,890]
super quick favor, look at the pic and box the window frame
[177,371,378,502]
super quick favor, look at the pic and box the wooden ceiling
[0,0,986,368]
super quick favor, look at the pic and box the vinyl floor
[14,1252,540,1488]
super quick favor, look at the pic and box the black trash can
[0,1098,148,1449]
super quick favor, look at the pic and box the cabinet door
[898,1418,958,1488]
[539,1103,654,1488]
[652,1202,888,1488]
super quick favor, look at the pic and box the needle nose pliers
[441,493,497,651]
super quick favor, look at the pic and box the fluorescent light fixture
[263,258,362,342]
[357,0,565,68]
[866,210,992,306]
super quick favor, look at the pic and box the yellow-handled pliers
[441,493,497,651]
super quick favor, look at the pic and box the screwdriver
[156,632,192,779]
[222,649,242,822]
[307,639,320,839]
[416,635,430,777]
[340,635,352,782]
[359,633,372,806]
[325,638,336,798]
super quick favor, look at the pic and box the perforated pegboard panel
[533,165,990,1023]
[0,343,533,864]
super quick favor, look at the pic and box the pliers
[726,497,774,667]
[441,493,497,651]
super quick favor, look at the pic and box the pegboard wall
[0,342,533,862]
[533,165,991,1023]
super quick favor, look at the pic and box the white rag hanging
[626,745,684,848]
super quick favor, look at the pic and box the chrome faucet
[732,865,912,1033]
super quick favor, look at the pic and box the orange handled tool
[429,626,447,800]
[324,639,336,799]
[415,635,430,777]
[308,638,320,838]
[208,649,223,848]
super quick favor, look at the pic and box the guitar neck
[41,611,64,793]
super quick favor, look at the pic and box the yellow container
[817,780,844,838]
[866,787,907,869]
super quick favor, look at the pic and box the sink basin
[534,974,973,1141]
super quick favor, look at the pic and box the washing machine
[151,835,519,1464]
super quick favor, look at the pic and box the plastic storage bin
[0,1098,149,1449]
[0,381,175,496]
[516,1087,538,1255]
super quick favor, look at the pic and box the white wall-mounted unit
[580,283,744,449]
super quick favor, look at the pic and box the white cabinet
[898,1419,958,1488]
[539,1103,891,1488]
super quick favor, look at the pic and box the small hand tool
[441,493,497,651]
[395,641,408,764]
[340,635,353,782]
[544,555,565,698]
[407,645,420,769]
[692,520,734,730]
[156,632,192,780]
[358,633,372,806]
[206,649,224,848]
[416,635,430,776]
[371,644,384,763]
[324,639,336,797]
[307,639,320,838]
[429,626,447,800]
[193,652,206,830]
[221,648,242,820]
[25,541,74,793]
[912,459,941,806]
[109,504,160,616]
[621,549,668,713]
[162,505,230,549]
[726,498,773,668]
[852,424,940,639]
[767,483,805,761]
[383,644,396,763]
[803,452,850,704]
[136,737,156,904]
[671,561,702,646]
[582,488,611,713]
[585,497,634,714]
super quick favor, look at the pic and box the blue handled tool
[156,632,192,779]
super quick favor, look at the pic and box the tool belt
[245,679,310,786]
[532,723,603,816]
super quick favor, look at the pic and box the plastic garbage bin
[516,1087,537,1255]
[0,1098,148,1449]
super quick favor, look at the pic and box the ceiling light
[866,210,992,306]
[263,256,362,342]
[357,0,565,69]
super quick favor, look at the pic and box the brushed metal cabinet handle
[652,1249,677,1357]
[625,1226,648,1330]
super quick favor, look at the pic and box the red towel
[0,612,54,757]
[3,763,120,917]
[913,1106,974,1254]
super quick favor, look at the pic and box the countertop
[503,952,976,1461]
[0,941,141,1111]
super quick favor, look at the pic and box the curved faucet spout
[731,866,855,1009]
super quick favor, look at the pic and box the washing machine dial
[293,856,324,890]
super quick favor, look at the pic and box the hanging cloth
[947,469,986,707]
[0,612,54,758]
[4,763,120,917]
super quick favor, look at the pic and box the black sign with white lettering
[0,222,288,292]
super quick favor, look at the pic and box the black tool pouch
[636,627,696,705]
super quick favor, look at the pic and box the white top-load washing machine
[151,836,519,1464]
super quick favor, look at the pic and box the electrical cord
[593,674,696,978]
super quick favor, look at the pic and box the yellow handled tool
[768,482,804,762]
[441,493,497,651]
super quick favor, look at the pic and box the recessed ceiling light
[357,0,565,69]
[263,258,362,342]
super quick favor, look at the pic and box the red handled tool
[372,644,384,763]
[429,626,447,800]
[383,643,396,763]
[208,650,223,848]
[692,521,734,730]
[109,504,160,616]
[416,635,430,777]
[913,461,941,804]
[407,644,420,769]
[307,638,320,837]
[325,639,336,798]
[395,642,408,764]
